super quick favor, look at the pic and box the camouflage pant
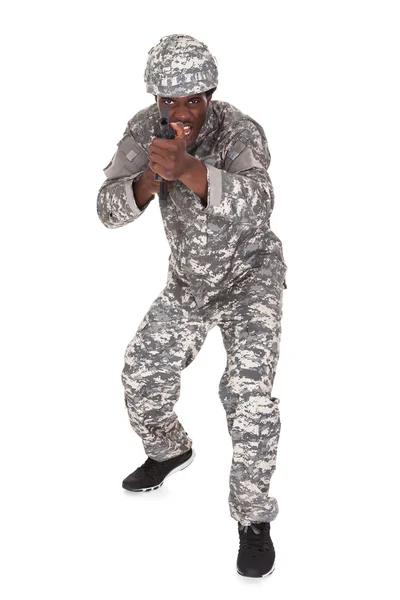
[121,258,286,526]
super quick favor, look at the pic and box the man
[97,34,288,578]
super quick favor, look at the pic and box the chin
[187,135,197,147]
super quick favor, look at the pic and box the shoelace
[239,523,271,552]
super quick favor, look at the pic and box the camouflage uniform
[97,35,287,526]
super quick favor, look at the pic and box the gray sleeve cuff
[203,163,223,210]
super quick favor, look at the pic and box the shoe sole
[236,561,275,578]
[122,449,196,492]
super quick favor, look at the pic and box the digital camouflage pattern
[120,264,285,525]
[97,76,288,525]
[144,34,218,97]
[97,99,287,309]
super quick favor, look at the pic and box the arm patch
[103,134,148,180]
[224,140,263,173]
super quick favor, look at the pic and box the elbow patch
[225,141,264,173]
[103,134,148,180]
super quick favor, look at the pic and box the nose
[172,107,192,123]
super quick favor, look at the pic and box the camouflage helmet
[144,34,218,97]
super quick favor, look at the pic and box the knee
[121,339,144,393]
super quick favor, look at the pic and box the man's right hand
[133,166,176,209]
[142,166,175,195]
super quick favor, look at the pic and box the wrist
[133,173,154,209]
[178,155,208,201]
[178,154,196,181]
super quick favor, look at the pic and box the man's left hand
[148,121,190,181]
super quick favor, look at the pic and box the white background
[1,0,399,598]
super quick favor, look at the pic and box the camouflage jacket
[97,100,287,308]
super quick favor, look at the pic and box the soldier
[97,34,288,578]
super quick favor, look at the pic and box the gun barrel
[159,118,170,135]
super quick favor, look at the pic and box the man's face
[156,93,212,146]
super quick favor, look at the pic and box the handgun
[153,105,176,202]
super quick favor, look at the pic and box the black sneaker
[237,521,276,577]
[122,448,195,492]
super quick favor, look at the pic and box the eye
[161,98,200,105]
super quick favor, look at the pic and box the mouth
[183,125,194,139]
